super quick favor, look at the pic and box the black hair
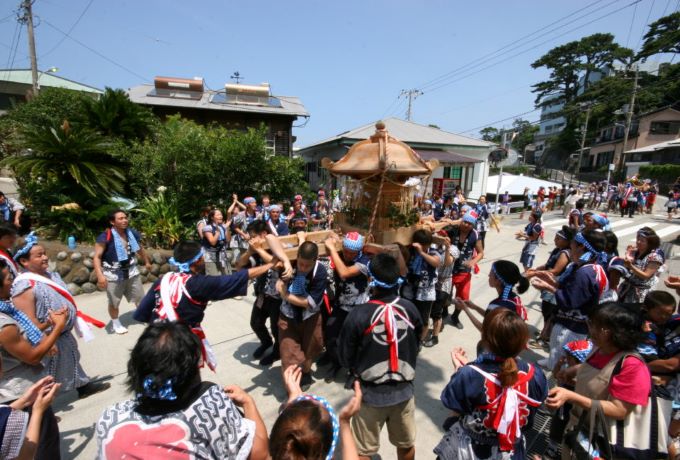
[0,191,5,197]
[412,229,432,246]
[575,199,585,209]
[589,302,644,351]
[108,208,127,223]
[578,229,607,253]
[173,241,203,263]
[644,291,676,311]
[247,220,269,235]
[638,226,661,256]
[298,241,318,261]
[0,259,9,285]
[207,208,223,224]
[369,253,400,287]
[603,231,619,255]
[559,225,575,242]
[127,322,202,404]
[492,260,529,294]
[0,224,17,239]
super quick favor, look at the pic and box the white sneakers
[111,319,128,335]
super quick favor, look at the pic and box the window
[443,166,462,179]
[596,151,614,167]
[650,121,680,135]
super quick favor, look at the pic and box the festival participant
[270,366,362,460]
[568,199,585,229]
[424,234,458,348]
[434,195,455,221]
[526,227,573,348]
[474,195,499,249]
[519,187,531,220]
[195,206,211,239]
[562,188,578,218]
[501,191,510,215]
[96,322,269,460]
[548,186,556,211]
[236,220,294,366]
[667,187,680,220]
[322,232,370,382]
[0,375,61,460]
[583,211,610,231]
[0,259,66,459]
[265,204,289,237]
[620,182,637,218]
[229,196,257,274]
[0,191,25,230]
[201,208,231,276]
[448,211,484,330]
[454,260,529,332]
[11,234,110,398]
[338,253,422,460]
[419,199,435,222]
[546,303,654,459]
[134,240,280,371]
[288,212,308,233]
[402,229,441,343]
[618,227,664,303]
[93,209,152,335]
[257,193,271,221]
[0,224,19,276]
[310,191,332,231]
[516,211,542,272]
[276,241,328,389]
[530,230,609,368]
[434,309,548,459]
[646,183,657,214]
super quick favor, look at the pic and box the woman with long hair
[434,309,548,459]
[202,208,231,276]
[618,227,664,303]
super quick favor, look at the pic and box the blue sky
[0,0,676,146]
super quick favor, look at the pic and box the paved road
[56,208,680,459]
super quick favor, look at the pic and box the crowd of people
[0,179,679,460]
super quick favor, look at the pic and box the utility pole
[400,89,423,121]
[18,1,39,95]
[617,65,639,178]
[576,102,592,175]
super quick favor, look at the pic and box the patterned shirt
[96,384,255,460]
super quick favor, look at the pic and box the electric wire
[42,19,148,81]
[40,0,95,59]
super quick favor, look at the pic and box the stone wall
[49,247,175,296]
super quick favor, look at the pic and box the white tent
[486,173,562,196]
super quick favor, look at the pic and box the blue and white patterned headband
[13,231,38,261]
[574,232,607,264]
[491,263,513,300]
[168,248,205,273]
[294,394,339,460]
[367,261,403,289]
[343,232,365,252]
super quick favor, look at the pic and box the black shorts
[430,290,451,320]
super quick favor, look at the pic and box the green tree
[3,120,126,198]
[479,127,501,143]
[83,87,156,142]
[510,118,539,155]
[637,12,680,60]
[123,116,309,218]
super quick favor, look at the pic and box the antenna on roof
[230,71,243,84]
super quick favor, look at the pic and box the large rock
[152,253,164,265]
[147,274,158,283]
[82,258,94,269]
[68,267,90,284]
[81,282,97,294]
[70,252,82,263]
[89,270,99,283]
[67,283,82,296]
[88,251,96,260]
[56,261,72,277]
[159,263,171,275]
[139,266,149,276]
[150,263,160,276]
[56,251,68,261]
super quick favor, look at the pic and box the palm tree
[83,88,155,142]
[2,120,126,198]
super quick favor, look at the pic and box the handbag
[564,399,612,459]
[607,357,672,459]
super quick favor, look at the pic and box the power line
[457,108,542,135]
[2,20,22,91]
[625,0,638,48]
[416,0,611,92]
[43,19,148,81]
[40,0,95,59]
[422,0,643,95]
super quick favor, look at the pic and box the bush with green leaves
[133,187,192,248]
